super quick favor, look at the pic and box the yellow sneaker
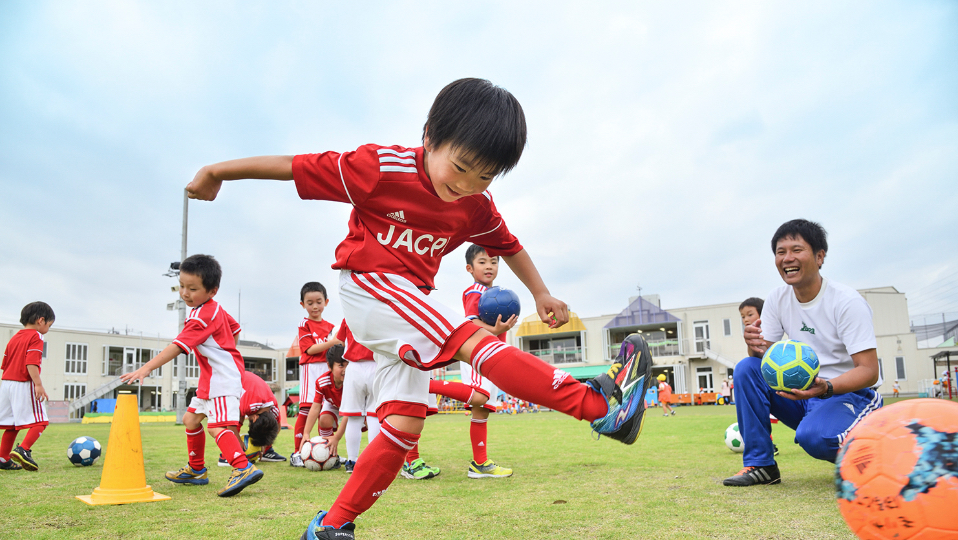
[467,459,513,478]
[218,464,263,497]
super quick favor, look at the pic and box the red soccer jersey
[173,300,245,399]
[1,329,44,382]
[463,283,507,343]
[336,320,374,362]
[292,144,523,290]
[298,318,335,365]
[239,371,279,420]
[312,371,343,409]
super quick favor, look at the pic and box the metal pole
[176,190,188,424]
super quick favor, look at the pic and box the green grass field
[0,404,862,540]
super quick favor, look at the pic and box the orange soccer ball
[835,398,958,539]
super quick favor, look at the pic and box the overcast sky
[1,1,956,348]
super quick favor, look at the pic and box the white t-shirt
[761,277,880,386]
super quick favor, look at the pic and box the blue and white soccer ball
[724,423,744,453]
[477,286,521,326]
[67,436,102,467]
[761,339,820,392]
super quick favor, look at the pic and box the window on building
[696,367,714,392]
[723,319,732,337]
[895,357,906,380]
[65,343,88,374]
[287,357,300,381]
[104,346,124,376]
[64,384,86,401]
[693,321,710,353]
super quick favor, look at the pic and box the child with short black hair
[120,254,263,497]
[739,297,765,359]
[302,344,347,462]
[186,77,653,538]
[239,370,284,462]
[0,301,55,471]
[292,282,340,466]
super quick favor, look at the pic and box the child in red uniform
[238,371,284,462]
[121,255,263,497]
[186,78,653,539]
[303,344,347,462]
[293,282,341,466]
[335,321,380,473]
[0,302,55,471]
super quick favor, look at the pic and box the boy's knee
[795,422,838,463]
[469,392,489,408]
[737,356,762,377]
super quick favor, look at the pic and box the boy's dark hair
[326,343,346,370]
[423,78,527,178]
[180,254,222,291]
[465,244,495,266]
[300,282,328,302]
[738,297,764,315]
[771,219,828,262]
[21,301,55,326]
[247,412,280,448]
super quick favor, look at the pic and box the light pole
[164,190,189,424]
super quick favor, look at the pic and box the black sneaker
[10,445,37,471]
[217,456,231,467]
[344,460,355,473]
[773,444,780,456]
[0,459,22,471]
[723,464,781,486]
[586,334,654,444]
[301,510,356,540]
[260,448,287,462]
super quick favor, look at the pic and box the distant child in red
[238,371,284,463]
[293,281,341,464]
[0,302,55,471]
[187,78,653,539]
[121,254,263,497]
[303,344,347,461]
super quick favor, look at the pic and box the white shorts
[299,362,329,406]
[187,395,240,428]
[460,361,501,411]
[319,400,340,427]
[339,270,481,419]
[0,380,48,429]
[340,360,378,416]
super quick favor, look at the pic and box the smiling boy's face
[301,291,328,321]
[424,138,495,203]
[467,251,499,287]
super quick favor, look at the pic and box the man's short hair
[738,297,764,315]
[180,254,222,291]
[326,343,346,370]
[247,412,280,448]
[771,219,828,259]
[20,301,55,326]
[300,282,328,302]
[423,78,527,178]
[465,244,494,266]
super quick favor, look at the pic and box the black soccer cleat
[10,445,38,471]
[0,459,22,471]
[723,464,781,486]
[587,333,654,444]
[302,510,356,540]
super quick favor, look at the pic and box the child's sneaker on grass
[260,448,286,462]
[400,458,438,479]
[217,456,230,467]
[586,333,653,444]
[218,463,264,497]
[301,510,355,540]
[165,465,209,485]
[290,453,305,467]
[0,459,22,471]
[10,445,38,471]
[467,459,513,478]
[343,459,355,473]
[723,464,781,486]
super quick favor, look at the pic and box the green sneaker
[467,459,513,478]
[400,458,439,480]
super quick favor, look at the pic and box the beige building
[0,323,287,418]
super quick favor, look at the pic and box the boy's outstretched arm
[502,249,568,328]
[187,156,294,201]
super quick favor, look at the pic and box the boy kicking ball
[185,78,653,539]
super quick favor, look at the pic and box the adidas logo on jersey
[386,210,407,223]
[552,370,570,390]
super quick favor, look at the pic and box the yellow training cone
[77,394,171,505]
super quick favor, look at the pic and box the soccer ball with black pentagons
[761,339,820,392]
[67,436,102,467]
[725,423,744,453]
[299,436,338,471]
[477,286,521,326]
[835,399,958,539]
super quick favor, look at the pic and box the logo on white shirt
[386,210,407,223]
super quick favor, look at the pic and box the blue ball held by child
[477,286,521,326]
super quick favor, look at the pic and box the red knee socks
[471,336,608,421]
[470,418,488,464]
[0,429,17,461]
[186,427,206,470]
[428,380,475,404]
[20,425,45,450]
[324,420,419,528]
[215,429,249,469]
[294,404,310,452]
